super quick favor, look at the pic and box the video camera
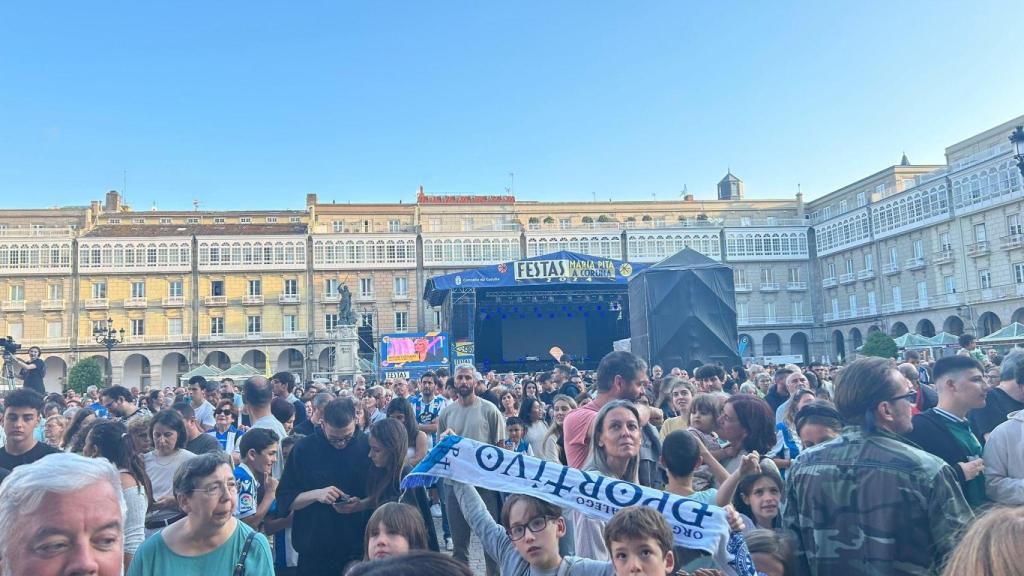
[0,336,21,356]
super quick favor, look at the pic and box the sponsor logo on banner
[513,258,620,282]
[453,340,475,357]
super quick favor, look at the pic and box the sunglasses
[214,409,235,416]
[887,391,917,404]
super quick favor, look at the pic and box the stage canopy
[423,250,646,306]
[628,248,740,371]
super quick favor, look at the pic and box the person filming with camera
[8,344,46,395]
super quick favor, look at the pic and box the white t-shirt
[193,400,216,431]
[143,449,197,500]
[251,414,287,478]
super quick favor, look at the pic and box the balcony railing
[759,283,780,292]
[734,283,752,292]
[279,294,301,304]
[966,241,990,257]
[882,262,900,275]
[204,295,227,306]
[84,298,109,309]
[392,293,411,301]
[933,249,955,264]
[905,257,927,271]
[40,299,65,311]
[198,331,306,342]
[1,300,26,312]
[880,302,904,314]
[785,282,807,291]
[1001,234,1024,250]
[0,227,74,238]
[355,293,375,302]
[123,334,190,344]
[857,269,876,280]
[738,315,813,326]
[321,292,341,303]
[839,273,856,285]
[822,277,837,288]
[162,296,185,307]
[242,295,264,305]
[124,297,148,308]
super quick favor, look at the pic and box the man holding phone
[277,397,371,576]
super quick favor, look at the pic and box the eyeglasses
[324,429,356,447]
[887,390,917,404]
[191,481,238,497]
[507,516,557,541]
[214,409,235,416]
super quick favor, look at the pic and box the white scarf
[402,435,755,575]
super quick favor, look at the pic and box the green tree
[67,357,103,394]
[860,330,899,359]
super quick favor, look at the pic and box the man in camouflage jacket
[782,357,973,576]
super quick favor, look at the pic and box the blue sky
[1,1,1021,210]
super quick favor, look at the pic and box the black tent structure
[628,248,740,371]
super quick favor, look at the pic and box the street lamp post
[1010,125,1024,178]
[93,317,125,385]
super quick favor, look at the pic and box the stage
[423,251,646,373]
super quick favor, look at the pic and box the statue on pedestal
[338,284,355,325]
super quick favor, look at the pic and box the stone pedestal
[334,324,360,377]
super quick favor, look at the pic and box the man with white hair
[0,452,125,576]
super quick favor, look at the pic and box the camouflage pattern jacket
[782,426,973,576]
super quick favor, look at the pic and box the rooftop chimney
[104,190,121,212]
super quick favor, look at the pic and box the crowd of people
[1,342,1023,576]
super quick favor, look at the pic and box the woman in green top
[128,452,274,575]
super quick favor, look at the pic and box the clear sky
[1,1,1022,210]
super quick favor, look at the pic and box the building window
[461,218,474,232]
[159,217,172,224]
[917,281,928,304]
[169,280,183,298]
[284,279,298,296]
[944,275,957,293]
[266,217,278,224]
[760,268,773,283]
[845,259,854,275]
[210,280,225,296]
[92,282,107,299]
[48,284,63,300]
[839,200,847,213]
[848,294,857,313]
[433,309,442,327]
[186,217,199,224]
[283,315,298,333]
[559,218,571,230]
[735,269,747,284]
[856,192,866,207]
[939,232,952,251]
[9,285,24,301]
[47,321,62,339]
[240,217,252,224]
[210,317,224,336]
[361,312,374,328]
[388,219,401,233]
[332,221,345,233]
[130,319,145,337]
[132,218,145,224]
[393,276,408,298]
[324,278,339,297]
[1010,214,1022,236]
[791,301,803,318]
[359,277,373,297]
[974,223,987,243]
[247,279,262,296]
[788,268,800,283]
[891,286,902,309]
[131,281,145,298]
[325,314,340,331]
[395,311,409,332]
[864,253,873,271]
[290,216,301,223]
[867,291,876,312]
[980,270,991,289]
[764,302,776,321]
[826,262,836,278]
[429,218,441,232]
[247,315,262,335]
[889,246,898,264]
[831,298,839,316]
[109,218,122,224]
[736,302,748,321]
[823,206,832,220]
[168,318,183,336]
[213,218,226,224]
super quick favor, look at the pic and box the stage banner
[402,435,755,576]
[380,333,449,381]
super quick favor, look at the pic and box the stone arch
[1012,307,1024,325]
[916,319,936,338]
[789,332,809,363]
[850,328,863,352]
[205,351,231,370]
[943,315,965,336]
[738,334,755,358]
[832,330,846,361]
[277,348,304,374]
[977,312,1002,337]
[868,325,880,333]
[890,322,909,337]
[318,347,335,372]
[122,354,151,389]
[161,352,189,389]
[762,333,782,356]
[241,350,267,372]
[88,355,112,384]
[43,356,67,393]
